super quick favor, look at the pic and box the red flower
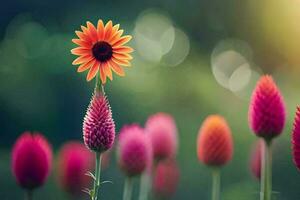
[12,132,52,190]
[57,141,94,196]
[292,107,300,170]
[197,115,233,166]
[117,124,152,177]
[153,159,180,198]
[249,140,263,180]
[145,113,177,161]
[249,75,286,140]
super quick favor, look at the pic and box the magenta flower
[153,159,180,198]
[83,90,115,152]
[292,107,300,170]
[57,141,94,196]
[250,140,263,180]
[117,124,152,177]
[249,75,286,140]
[12,132,52,190]
[145,113,177,161]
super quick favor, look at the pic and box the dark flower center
[92,41,113,62]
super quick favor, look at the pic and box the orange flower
[71,20,133,83]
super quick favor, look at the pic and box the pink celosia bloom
[145,113,177,161]
[153,159,180,198]
[292,106,300,170]
[249,75,286,140]
[83,90,115,152]
[197,115,233,167]
[57,141,94,196]
[12,132,52,190]
[250,140,263,180]
[117,124,152,177]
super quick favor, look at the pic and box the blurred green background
[1,0,300,199]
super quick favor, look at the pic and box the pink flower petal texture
[145,113,177,161]
[250,140,264,180]
[197,115,233,167]
[153,159,180,198]
[57,141,94,196]
[292,106,300,171]
[117,124,152,177]
[249,75,286,140]
[12,132,52,190]
[83,90,115,152]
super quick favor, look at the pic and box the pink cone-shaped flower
[117,124,152,177]
[57,141,94,196]
[12,132,52,190]
[292,106,300,170]
[153,159,180,198]
[83,90,115,152]
[249,75,286,140]
[197,115,233,167]
[145,113,177,161]
[249,140,263,180]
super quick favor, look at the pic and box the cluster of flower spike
[197,115,233,167]
[83,90,115,153]
[249,75,286,140]
[12,132,52,190]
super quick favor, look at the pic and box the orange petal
[107,24,120,41]
[113,46,134,53]
[97,20,105,40]
[112,35,132,46]
[109,30,124,44]
[72,55,93,65]
[77,59,95,72]
[75,31,91,42]
[113,53,133,60]
[109,61,125,76]
[86,62,100,81]
[103,62,113,80]
[71,47,91,55]
[86,21,98,43]
[104,20,113,41]
[112,57,131,67]
[99,65,107,84]
[72,39,91,48]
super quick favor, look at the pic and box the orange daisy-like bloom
[71,20,133,83]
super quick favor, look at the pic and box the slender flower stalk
[212,168,220,200]
[138,173,150,200]
[123,177,133,200]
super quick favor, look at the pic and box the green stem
[92,152,102,200]
[138,173,150,200]
[212,168,220,200]
[261,139,272,200]
[123,177,133,200]
[25,190,32,200]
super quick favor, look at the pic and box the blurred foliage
[1,0,300,199]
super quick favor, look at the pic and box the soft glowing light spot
[211,39,257,96]
[134,9,175,63]
[161,28,190,67]
[229,63,252,92]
